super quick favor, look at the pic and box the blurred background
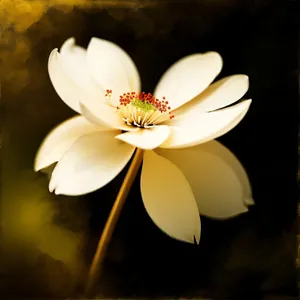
[0,0,298,299]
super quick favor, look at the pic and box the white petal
[50,131,135,196]
[79,102,138,132]
[174,74,249,115]
[156,140,253,219]
[154,52,223,111]
[115,125,170,150]
[34,116,108,172]
[60,37,104,96]
[48,49,104,114]
[87,37,141,106]
[160,100,251,149]
[80,102,139,132]
[141,150,201,243]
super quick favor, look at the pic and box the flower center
[105,90,174,128]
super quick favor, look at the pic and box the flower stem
[85,148,144,296]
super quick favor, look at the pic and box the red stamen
[116,91,175,120]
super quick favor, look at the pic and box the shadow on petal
[156,140,254,219]
[141,150,201,244]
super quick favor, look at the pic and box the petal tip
[48,48,60,65]
[237,74,249,86]
[244,196,255,206]
[88,37,100,47]
[245,98,252,106]
[239,99,252,111]
[244,75,250,90]
[49,178,56,193]
[67,36,76,45]
[33,154,45,172]
[194,234,200,245]
[33,163,40,173]
[50,48,59,56]
[236,74,249,80]
[60,37,76,52]
[205,51,223,64]
[206,50,221,57]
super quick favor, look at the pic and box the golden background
[0,0,154,296]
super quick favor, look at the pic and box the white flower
[34,37,254,244]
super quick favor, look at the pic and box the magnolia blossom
[34,37,254,244]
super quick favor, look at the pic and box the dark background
[0,0,298,299]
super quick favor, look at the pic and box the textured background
[0,0,298,299]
